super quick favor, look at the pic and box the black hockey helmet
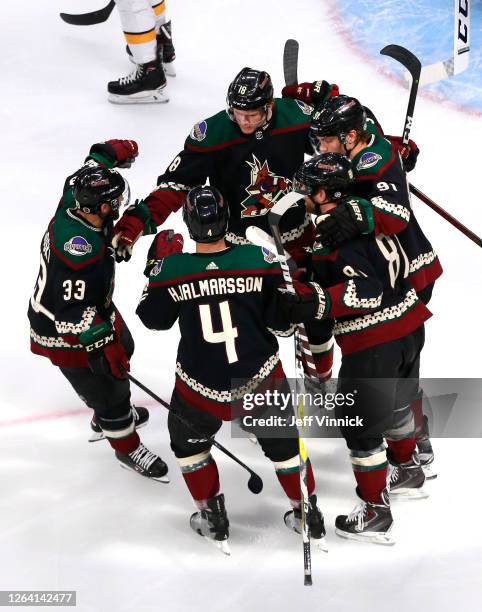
[226,67,274,115]
[183,186,229,243]
[73,166,128,215]
[293,153,354,201]
[310,95,367,143]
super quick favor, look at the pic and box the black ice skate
[116,443,169,483]
[335,489,395,546]
[190,493,230,555]
[388,451,428,500]
[284,494,327,551]
[89,406,149,443]
[108,60,168,104]
[417,416,437,480]
[126,20,176,76]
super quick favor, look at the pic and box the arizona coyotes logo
[240,155,290,217]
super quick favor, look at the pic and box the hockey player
[113,66,339,382]
[28,140,168,482]
[136,185,325,551]
[282,153,433,544]
[108,0,176,104]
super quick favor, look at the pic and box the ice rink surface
[2,1,482,610]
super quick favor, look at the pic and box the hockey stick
[409,184,482,248]
[405,0,471,86]
[380,45,421,146]
[60,0,115,26]
[126,373,264,494]
[283,39,299,87]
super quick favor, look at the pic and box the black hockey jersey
[137,98,316,262]
[136,245,295,419]
[311,197,432,355]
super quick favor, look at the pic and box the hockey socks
[107,431,140,454]
[386,437,417,465]
[350,446,388,504]
[178,451,220,508]
[274,456,315,508]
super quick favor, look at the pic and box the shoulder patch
[294,99,314,116]
[356,151,382,171]
[190,120,208,142]
[261,246,276,263]
[63,236,93,257]
[150,259,164,276]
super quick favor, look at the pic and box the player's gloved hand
[112,199,155,262]
[315,198,374,249]
[281,81,339,105]
[144,230,184,276]
[89,139,139,169]
[278,280,329,323]
[386,135,419,172]
[79,322,129,380]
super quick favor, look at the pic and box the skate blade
[118,462,170,483]
[108,89,169,105]
[312,537,329,553]
[191,522,231,555]
[422,464,438,480]
[335,528,396,546]
[88,431,105,443]
[390,487,429,501]
[163,61,176,77]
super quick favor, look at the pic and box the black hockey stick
[283,39,299,86]
[409,184,482,247]
[126,373,264,494]
[380,45,421,145]
[60,0,115,26]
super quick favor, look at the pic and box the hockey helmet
[226,67,273,115]
[183,186,229,243]
[310,95,367,143]
[73,166,128,215]
[293,153,354,201]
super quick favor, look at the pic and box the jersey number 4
[199,301,239,364]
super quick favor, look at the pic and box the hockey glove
[386,135,420,173]
[144,230,184,276]
[278,280,329,324]
[281,81,339,105]
[112,199,157,262]
[89,139,139,169]
[315,198,374,249]
[79,322,129,380]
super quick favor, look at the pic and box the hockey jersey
[311,197,432,355]
[136,98,316,261]
[136,245,295,419]
[28,165,123,368]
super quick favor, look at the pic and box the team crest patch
[295,99,314,115]
[150,259,164,276]
[240,155,290,217]
[261,247,276,263]
[64,236,92,257]
[356,151,382,171]
[190,120,208,142]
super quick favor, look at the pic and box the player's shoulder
[185,110,241,150]
[274,97,313,128]
[50,205,104,269]
[353,124,393,177]
[230,244,281,272]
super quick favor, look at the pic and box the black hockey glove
[79,322,129,380]
[278,280,329,324]
[315,198,374,249]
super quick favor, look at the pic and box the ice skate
[116,443,169,483]
[108,60,168,104]
[126,20,176,76]
[190,493,230,555]
[284,494,327,551]
[89,406,149,442]
[335,489,395,545]
[388,451,428,500]
[417,416,437,480]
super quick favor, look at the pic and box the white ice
[2,1,482,610]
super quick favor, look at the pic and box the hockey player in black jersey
[136,185,326,552]
[28,141,168,482]
[282,153,432,544]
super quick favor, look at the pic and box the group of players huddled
[29,66,442,551]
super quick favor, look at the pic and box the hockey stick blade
[60,0,115,26]
[380,45,421,81]
[245,226,297,271]
[268,191,304,225]
[283,39,299,86]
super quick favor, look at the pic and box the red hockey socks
[178,451,220,509]
[274,456,315,508]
